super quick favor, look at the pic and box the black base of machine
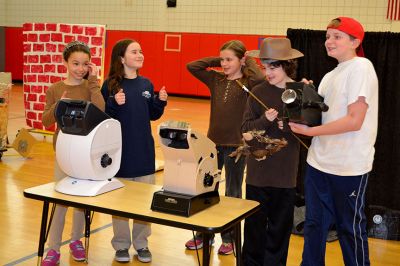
[151,190,220,217]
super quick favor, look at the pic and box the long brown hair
[107,39,139,95]
[220,40,252,80]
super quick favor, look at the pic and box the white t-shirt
[307,57,378,176]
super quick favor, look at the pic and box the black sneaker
[137,247,152,263]
[115,249,130,262]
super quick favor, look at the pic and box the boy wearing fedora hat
[289,17,378,265]
[241,37,303,265]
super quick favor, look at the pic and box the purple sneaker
[41,249,60,266]
[69,240,86,261]
[185,237,214,250]
[218,242,234,255]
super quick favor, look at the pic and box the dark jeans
[243,184,296,266]
[218,145,245,242]
[195,145,245,244]
[301,164,370,266]
[216,145,245,198]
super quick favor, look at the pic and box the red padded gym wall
[180,33,200,96]
[104,31,266,97]
[7,28,279,97]
[4,27,24,80]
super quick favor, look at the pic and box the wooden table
[24,180,260,265]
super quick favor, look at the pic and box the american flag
[387,0,400,20]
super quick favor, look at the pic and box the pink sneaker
[218,242,234,255]
[41,249,60,266]
[69,240,86,261]
[185,237,214,250]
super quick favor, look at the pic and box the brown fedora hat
[249,37,303,61]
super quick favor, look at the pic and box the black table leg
[37,201,49,266]
[84,210,91,263]
[234,223,242,266]
[202,233,211,266]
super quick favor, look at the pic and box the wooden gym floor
[0,83,399,265]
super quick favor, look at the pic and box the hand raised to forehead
[87,62,98,77]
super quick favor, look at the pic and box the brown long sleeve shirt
[241,81,299,188]
[42,76,105,149]
[187,57,265,146]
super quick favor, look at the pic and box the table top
[24,180,260,233]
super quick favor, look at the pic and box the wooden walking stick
[235,80,309,149]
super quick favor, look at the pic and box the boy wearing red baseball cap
[289,17,378,265]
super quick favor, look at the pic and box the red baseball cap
[327,17,365,56]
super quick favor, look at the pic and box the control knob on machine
[203,173,214,187]
[101,153,112,168]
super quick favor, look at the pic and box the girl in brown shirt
[185,40,265,255]
[41,41,105,266]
